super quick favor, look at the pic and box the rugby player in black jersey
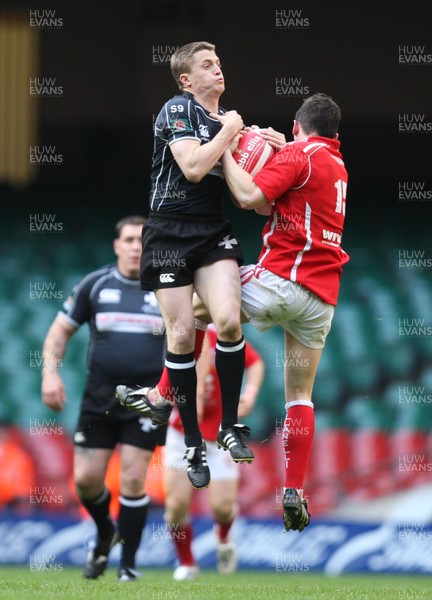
[116,42,284,490]
[42,216,166,581]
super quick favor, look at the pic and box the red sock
[215,519,234,543]
[156,325,206,402]
[172,522,196,566]
[282,404,315,489]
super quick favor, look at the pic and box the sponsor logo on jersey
[199,124,210,139]
[98,288,122,304]
[159,273,175,283]
[95,312,164,333]
[322,230,342,247]
[169,117,193,132]
[218,235,238,250]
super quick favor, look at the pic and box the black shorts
[74,374,167,451]
[140,213,244,289]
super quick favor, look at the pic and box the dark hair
[295,93,341,138]
[171,41,216,91]
[115,215,146,238]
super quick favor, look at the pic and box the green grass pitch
[0,567,430,600]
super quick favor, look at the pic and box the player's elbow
[183,165,204,183]
[238,198,255,210]
[238,193,263,210]
[185,172,203,183]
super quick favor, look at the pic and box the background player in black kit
[41,216,166,581]
[117,42,284,490]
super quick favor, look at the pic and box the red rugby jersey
[169,327,262,441]
[253,136,349,305]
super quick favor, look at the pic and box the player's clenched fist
[211,110,243,135]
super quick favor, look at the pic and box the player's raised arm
[170,110,243,183]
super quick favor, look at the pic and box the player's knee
[121,474,145,496]
[164,497,188,524]
[213,498,235,523]
[74,471,103,496]
[165,507,186,525]
[214,313,242,341]
[167,324,196,354]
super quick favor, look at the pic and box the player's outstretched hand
[248,125,286,150]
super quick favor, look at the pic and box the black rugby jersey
[150,92,228,216]
[60,264,165,380]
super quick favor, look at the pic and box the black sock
[80,486,113,540]
[215,337,245,429]
[118,494,150,569]
[166,351,202,447]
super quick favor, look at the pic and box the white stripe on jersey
[150,143,168,212]
[302,142,328,153]
[290,202,312,282]
[95,312,164,334]
[292,143,328,190]
[259,211,278,264]
[58,311,80,330]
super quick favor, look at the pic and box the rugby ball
[232,130,275,176]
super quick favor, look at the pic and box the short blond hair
[170,41,215,91]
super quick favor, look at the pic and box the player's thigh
[73,447,112,486]
[284,330,323,401]
[193,289,246,325]
[119,444,153,495]
[192,291,211,324]
[195,259,241,310]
